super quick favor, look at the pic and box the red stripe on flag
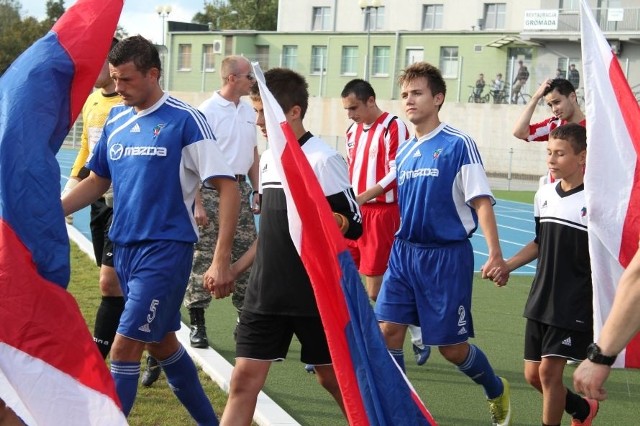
[52,0,123,125]
[609,60,640,268]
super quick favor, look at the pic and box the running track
[57,148,537,275]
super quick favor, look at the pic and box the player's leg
[408,325,431,366]
[296,316,347,418]
[221,358,271,426]
[538,356,567,425]
[223,311,289,425]
[90,203,125,359]
[151,333,217,425]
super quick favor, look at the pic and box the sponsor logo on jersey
[398,168,439,185]
[457,326,467,335]
[138,323,151,333]
[581,206,587,217]
[130,123,141,133]
[153,123,165,138]
[541,200,548,209]
[561,337,572,346]
[413,150,422,158]
[109,143,168,161]
[432,148,442,159]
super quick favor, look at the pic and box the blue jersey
[395,123,493,245]
[89,93,234,245]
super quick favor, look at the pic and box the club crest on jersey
[433,148,443,159]
[153,123,166,138]
[581,207,587,217]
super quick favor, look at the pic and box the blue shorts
[375,238,475,346]
[115,240,194,343]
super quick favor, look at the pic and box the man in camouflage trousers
[142,55,259,386]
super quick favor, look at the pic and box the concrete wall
[171,91,551,179]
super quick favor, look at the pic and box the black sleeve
[533,216,540,245]
[326,188,362,240]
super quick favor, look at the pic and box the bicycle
[467,86,488,103]
[487,88,508,104]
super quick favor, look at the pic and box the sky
[18,0,206,44]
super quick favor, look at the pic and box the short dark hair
[341,79,376,102]
[249,68,309,118]
[398,62,446,109]
[549,123,586,154]
[108,35,161,77]
[543,78,576,96]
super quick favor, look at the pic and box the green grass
[68,198,640,425]
[493,189,535,204]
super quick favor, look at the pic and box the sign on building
[523,10,559,30]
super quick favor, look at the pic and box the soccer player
[503,124,598,426]
[62,35,240,423]
[340,79,429,365]
[374,61,512,426]
[62,37,123,359]
[512,78,585,185]
[219,68,362,425]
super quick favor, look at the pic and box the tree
[41,0,65,29]
[0,0,47,75]
[193,0,277,31]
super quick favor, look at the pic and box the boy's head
[249,67,308,118]
[398,62,446,114]
[248,68,309,139]
[547,123,587,180]
[543,78,580,121]
[341,79,378,124]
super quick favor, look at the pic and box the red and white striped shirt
[527,116,587,142]
[345,112,409,204]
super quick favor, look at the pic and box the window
[439,46,459,78]
[178,44,192,71]
[341,46,358,75]
[559,0,579,11]
[202,44,215,71]
[372,46,390,76]
[422,4,443,30]
[405,48,424,66]
[282,45,298,70]
[310,45,327,74]
[483,3,506,29]
[312,6,331,31]
[364,6,384,31]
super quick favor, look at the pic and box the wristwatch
[586,343,617,366]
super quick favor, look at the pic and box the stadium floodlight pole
[156,5,172,46]
[359,0,381,81]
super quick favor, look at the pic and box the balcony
[521,7,640,41]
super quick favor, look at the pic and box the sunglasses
[234,73,255,81]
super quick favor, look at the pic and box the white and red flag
[580,0,640,368]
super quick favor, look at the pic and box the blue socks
[389,348,406,372]
[110,360,140,416]
[457,344,503,399]
[160,345,218,426]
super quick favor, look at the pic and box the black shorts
[524,319,593,362]
[235,311,332,365]
[89,198,114,268]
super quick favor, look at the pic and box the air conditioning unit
[212,39,223,54]
[474,44,484,53]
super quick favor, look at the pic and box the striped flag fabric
[580,0,640,368]
[0,0,127,423]
[251,63,437,425]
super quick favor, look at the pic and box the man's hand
[204,262,235,299]
[481,255,509,287]
[573,360,611,401]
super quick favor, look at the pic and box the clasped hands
[481,256,510,287]
[203,263,236,299]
